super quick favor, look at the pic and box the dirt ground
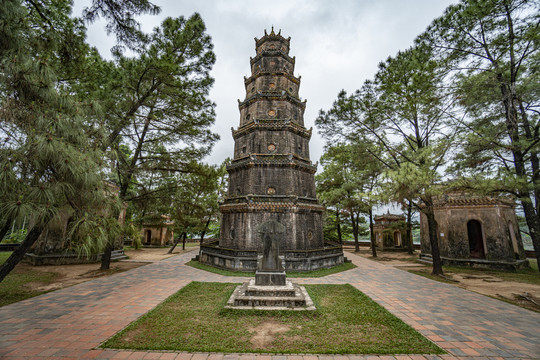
[23,246,198,293]
[347,247,540,312]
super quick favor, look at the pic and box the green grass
[0,252,11,265]
[186,260,356,278]
[0,252,60,307]
[530,258,539,272]
[409,258,540,285]
[102,282,443,354]
[443,262,540,285]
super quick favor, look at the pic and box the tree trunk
[0,224,46,283]
[425,206,443,275]
[351,211,359,252]
[406,201,414,254]
[369,208,377,257]
[335,209,342,244]
[519,195,540,272]
[168,232,186,254]
[100,243,113,270]
[100,207,122,270]
[200,217,211,244]
[182,233,186,250]
[0,221,10,244]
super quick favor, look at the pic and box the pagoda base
[199,242,344,272]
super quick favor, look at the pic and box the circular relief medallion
[242,146,247,154]
[267,143,276,152]
[307,230,313,240]
[269,83,276,89]
[268,109,276,117]
[267,187,276,195]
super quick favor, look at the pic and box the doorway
[145,230,152,245]
[467,220,485,258]
[393,231,402,247]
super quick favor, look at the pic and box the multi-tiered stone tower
[199,28,344,271]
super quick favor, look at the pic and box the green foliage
[419,0,540,269]
[0,0,114,255]
[82,0,161,46]
[123,222,142,249]
[1,0,210,277]
[316,143,379,245]
[2,229,27,244]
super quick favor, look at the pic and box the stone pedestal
[255,270,286,286]
[225,280,315,311]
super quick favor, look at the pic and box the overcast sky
[73,0,456,168]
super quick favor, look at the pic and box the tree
[167,166,220,253]
[421,0,540,270]
[317,45,457,274]
[74,14,218,268]
[316,144,378,253]
[0,0,117,282]
[0,0,166,282]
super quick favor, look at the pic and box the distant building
[140,215,174,246]
[373,213,408,251]
[419,193,528,270]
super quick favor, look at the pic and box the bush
[123,223,142,249]
[2,229,27,244]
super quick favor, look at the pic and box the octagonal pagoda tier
[199,28,344,272]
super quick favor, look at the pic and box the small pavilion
[141,215,174,246]
[419,193,528,270]
[373,212,408,251]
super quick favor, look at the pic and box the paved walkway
[0,250,539,359]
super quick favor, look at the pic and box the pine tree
[420,0,540,270]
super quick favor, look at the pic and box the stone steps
[225,280,316,311]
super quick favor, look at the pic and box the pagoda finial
[278,29,281,35]
[270,26,275,35]
[264,29,268,36]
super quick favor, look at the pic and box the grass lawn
[410,259,540,286]
[0,252,59,307]
[186,260,357,278]
[102,282,443,355]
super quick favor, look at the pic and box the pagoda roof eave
[238,92,306,109]
[250,50,295,66]
[244,71,300,85]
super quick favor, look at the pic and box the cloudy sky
[73,0,456,167]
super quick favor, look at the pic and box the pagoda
[199,28,344,271]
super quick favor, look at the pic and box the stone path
[0,250,539,359]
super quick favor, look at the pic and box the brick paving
[0,249,539,359]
